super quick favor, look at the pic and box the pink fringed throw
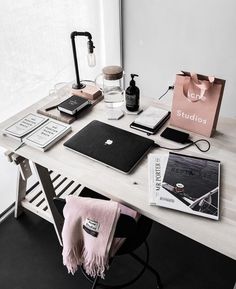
[62,195,121,278]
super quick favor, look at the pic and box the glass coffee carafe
[95,65,124,108]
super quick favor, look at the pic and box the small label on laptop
[83,218,100,237]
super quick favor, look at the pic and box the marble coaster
[106,109,124,120]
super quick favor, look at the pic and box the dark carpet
[0,211,235,289]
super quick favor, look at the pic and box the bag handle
[183,73,215,102]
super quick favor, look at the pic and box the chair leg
[130,241,163,289]
[91,275,99,289]
[81,242,162,289]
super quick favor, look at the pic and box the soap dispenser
[125,74,140,111]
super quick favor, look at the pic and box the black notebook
[58,95,90,115]
[130,106,170,135]
[64,120,155,174]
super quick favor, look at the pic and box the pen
[137,109,143,115]
[14,142,26,151]
[45,105,58,112]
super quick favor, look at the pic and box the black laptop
[64,120,155,174]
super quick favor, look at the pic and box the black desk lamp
[71,31,95,89]
[70,31,101,100]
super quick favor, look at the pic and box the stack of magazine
[148,152,220,220]
[2,113,71,151]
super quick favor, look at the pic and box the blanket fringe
[63,239,109,279]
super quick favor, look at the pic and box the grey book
[24,120,71,151]
[2,113,48,142]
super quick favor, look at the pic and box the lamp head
[87,40,96,67]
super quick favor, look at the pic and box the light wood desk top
[0,95,236,260]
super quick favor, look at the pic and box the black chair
[53,187,162,289]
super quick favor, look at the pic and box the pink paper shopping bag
[170,71,225,137]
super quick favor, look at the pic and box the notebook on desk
[64,120,155,174]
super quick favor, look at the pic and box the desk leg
[15,158,31,218]
[15,168,27,218]
[33,162,63,245]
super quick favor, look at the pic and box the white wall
[122,0,236,117]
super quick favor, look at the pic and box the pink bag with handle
[170,71,225,137]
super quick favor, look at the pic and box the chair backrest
[53,197,137,238]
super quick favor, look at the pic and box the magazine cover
[148,152,220,220]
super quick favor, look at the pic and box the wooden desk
[0,95,236,260]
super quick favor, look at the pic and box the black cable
[154,139,211,153]
[192,139,211,152]
[158,85,174,100]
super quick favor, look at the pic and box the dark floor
[0,211,235,289]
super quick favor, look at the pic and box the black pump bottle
[125,74,140,111]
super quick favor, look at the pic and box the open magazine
[148,152,220,220]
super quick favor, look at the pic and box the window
[0,0,122,214]
[0,0,122,122]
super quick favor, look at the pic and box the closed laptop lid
[64,120,155,174]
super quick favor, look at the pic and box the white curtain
[0,0,122,122]
[0,0,122,213]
